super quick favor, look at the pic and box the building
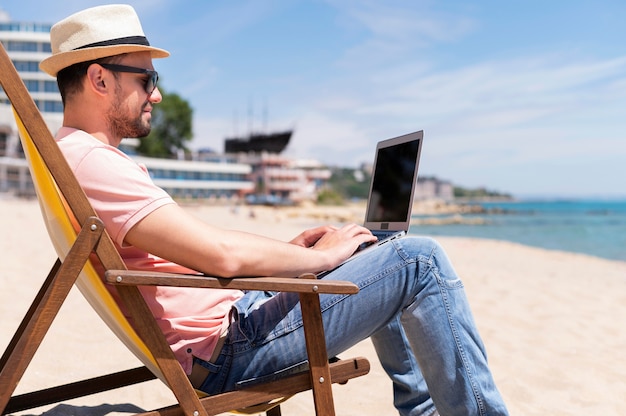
[134,155,253,200]
[0,10,254,201]
[0,11,63,123]
[234,152,331,204]
[414,177,454,201]
[0,10,61,196]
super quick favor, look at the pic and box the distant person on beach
[41,5,508,415]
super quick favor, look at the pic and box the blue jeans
[195,236,509,416]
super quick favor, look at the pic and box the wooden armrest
[104,270,359,295]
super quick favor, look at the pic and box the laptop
[319,130,424,274]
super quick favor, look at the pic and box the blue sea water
[409,199,626,262]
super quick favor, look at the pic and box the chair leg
[299,291,335,416]
[0,218,106,413]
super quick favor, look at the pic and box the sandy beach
[2,198,626,415]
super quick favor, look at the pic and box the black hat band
[74,35,150,51]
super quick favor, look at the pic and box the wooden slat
[105,270,359,295]
[4,367,155,414]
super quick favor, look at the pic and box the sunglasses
[99,63,159,95]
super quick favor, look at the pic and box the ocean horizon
[410,198,626,263]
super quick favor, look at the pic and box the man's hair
[56,54,125,105]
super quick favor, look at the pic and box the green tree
[327,167,371,200]
[317,188,345,205]
[137,86,193,158]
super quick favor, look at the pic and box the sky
[2,0,626,199]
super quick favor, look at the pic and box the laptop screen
[364,131,423,231]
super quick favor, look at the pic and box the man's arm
[124,203,376,278]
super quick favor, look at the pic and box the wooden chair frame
[0,43,369,416]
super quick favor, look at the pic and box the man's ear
[86,64,108,95]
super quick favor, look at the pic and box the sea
[409,199,626,263]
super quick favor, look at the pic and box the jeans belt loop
[188,333,227,389]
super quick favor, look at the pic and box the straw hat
[40,4,169,76]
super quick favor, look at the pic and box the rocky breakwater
[412,199,491,225]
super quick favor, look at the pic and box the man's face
[105,52,161,139]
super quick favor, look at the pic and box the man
[41,5,508,415]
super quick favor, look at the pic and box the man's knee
[401,235,442,258]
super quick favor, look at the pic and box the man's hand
[312,224,378,265]
[290,224,377,271]
[311,223,376,250]
[289,225,339,248]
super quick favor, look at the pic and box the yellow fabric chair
[0,43,369,415]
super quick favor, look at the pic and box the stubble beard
[107,89,151,140]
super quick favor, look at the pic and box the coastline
[2,198,626,415]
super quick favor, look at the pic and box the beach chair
[0,43,369,415]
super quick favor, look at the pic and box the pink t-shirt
[56,127,243,373]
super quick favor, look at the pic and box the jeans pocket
[197,354,230,395]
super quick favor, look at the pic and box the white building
[0,10,62,123]
[133,155,253,200]
[414,177,454,201]
[0,10,61,196]
[235,152,332,204]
